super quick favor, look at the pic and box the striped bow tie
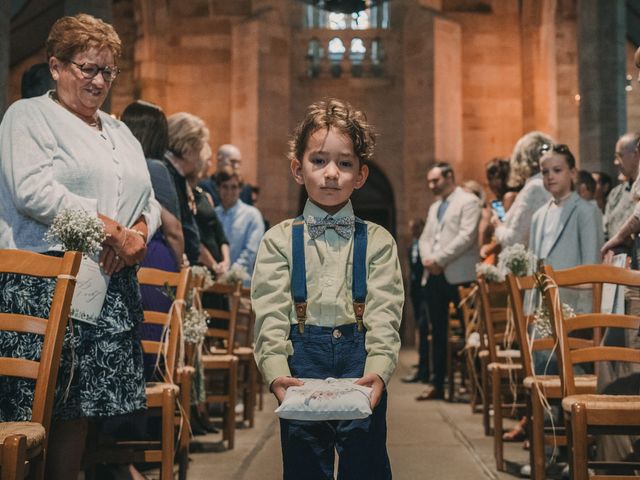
[306,216,355,239]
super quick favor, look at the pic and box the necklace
[50,91,102,130]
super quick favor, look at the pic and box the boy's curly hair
[288,99,375,168]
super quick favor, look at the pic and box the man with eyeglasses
[199,144,254,206]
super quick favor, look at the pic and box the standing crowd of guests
[405,129,640,401]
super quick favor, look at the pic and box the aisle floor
[187,349,530,480]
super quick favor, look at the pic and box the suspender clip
[295,302,307,334]
[353,301,366,332]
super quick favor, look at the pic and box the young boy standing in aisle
[252,99,403,479]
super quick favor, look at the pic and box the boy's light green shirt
[251,200,404,387]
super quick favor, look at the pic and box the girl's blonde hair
[508,131,553,188]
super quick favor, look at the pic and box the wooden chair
[458,284,482,412]
[0,250,81,480]
[507,272,597,480]
[447,299,466,403]
[88,267,191,479]
[200,282,241,449]
[544,264,640,480]
[477,276,525,471]
[234,286,258,427]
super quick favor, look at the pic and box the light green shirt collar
[303,199,354,221]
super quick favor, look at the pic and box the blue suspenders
[291,215,368,333]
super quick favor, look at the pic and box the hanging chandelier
[296,0,387,14]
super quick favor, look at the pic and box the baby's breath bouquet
[44,209,108,325]
[475,263,505,283]
[497,243,537,277]
[44,208,106,256]
[190,265,216,289]
[220,264,250,285]
[532,302,575,338]
[183,306,209,344]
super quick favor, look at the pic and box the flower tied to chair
[306,215,355,239]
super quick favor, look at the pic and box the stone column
[0,0,10,118]
[577,0,626,175]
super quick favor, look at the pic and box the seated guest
[214,168,265,284]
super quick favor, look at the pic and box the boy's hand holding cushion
[275,378,373,421]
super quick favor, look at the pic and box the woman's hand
[99,214,147,266]
[214,260,230,276]
[99,245,126,275]
[270,376,304,404]
[355,373,385,409]
[490,212,502,228]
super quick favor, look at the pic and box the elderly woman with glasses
[0,13,160,479]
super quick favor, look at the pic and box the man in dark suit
[402,218,430,383]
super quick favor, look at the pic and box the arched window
[328,37,346,77]
[370,37,384,76]
[306,38,323,78]
[303,1,389,30]
[349,38,366,77]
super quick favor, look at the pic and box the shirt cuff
[364,355,396,386]
[260,355,292,387]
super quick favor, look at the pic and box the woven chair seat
[202,354,238,368]
[562,394,640,413]
[487,362,522,372]
[0,422,45,451]
[145,382,180,396]
[523,374,597,394]
[479,348,521,360]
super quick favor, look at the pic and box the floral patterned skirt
[0,264,146,421]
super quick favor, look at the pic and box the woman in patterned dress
[0,14,160,479]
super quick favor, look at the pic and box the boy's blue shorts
[280,323,391,480]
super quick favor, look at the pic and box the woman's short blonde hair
[46,13,122,61]
[508,131,553,188]
[167,112,210,158]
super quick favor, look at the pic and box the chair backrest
[137,267,191,380]
[457,284,477,331]
[235,286,255,348]
[200,282,241,355]
[0,250,81,435]
[476,276,512,363]
[506,273,549,378]
[543,264,640,396]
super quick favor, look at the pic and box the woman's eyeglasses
[70,60,120,82]
[540,143,570,155]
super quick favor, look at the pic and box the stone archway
[297,161,396,236]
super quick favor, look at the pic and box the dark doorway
[297,161,396,237]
